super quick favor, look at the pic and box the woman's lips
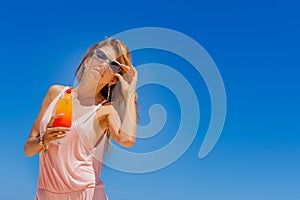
[93,68,103,76]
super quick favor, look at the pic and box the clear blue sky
[0,0,299,199]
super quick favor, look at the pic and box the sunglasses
[91,48,122,74]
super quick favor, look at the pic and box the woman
[24,38,138,200]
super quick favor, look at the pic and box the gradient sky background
[0,0,299,199]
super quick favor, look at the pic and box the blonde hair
[75,38,138,154]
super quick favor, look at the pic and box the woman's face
[82,45,120,87]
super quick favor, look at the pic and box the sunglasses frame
[91,48,122,74]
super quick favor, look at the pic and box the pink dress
[35,87,109,200]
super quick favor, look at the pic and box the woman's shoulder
[34,85,66,116]
[46,84,66,101]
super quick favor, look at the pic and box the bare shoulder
[48,84,65,93]
[27,84,66,139]
[46,84,66,103]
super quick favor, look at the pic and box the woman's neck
[73,81,106,106]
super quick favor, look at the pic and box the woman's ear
[109,76,118,85]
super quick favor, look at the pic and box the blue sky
[0,0,299,199]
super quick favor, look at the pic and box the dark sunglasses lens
[110,61,122,73]
[95,49,108,60]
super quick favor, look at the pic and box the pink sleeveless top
[36,87,108,199]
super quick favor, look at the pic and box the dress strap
[61,86,70,94]
[93,99,108,112]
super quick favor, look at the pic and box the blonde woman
[24,38,138,200]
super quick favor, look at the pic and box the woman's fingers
[120,64,131,72]
[131,68,138,82]
[130,65,137,73]
[46,127,70,138]
[56,133,66,138]
[46,127,71,132]
[43,121,70,143]
[118,65,137,81]
[43,128,68,143]
[48,131,66,139]
[128,66,138,80]
[114,65,138,99]
[115,73,127,85]
[47,113,64,128]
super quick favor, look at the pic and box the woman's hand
[43,114,70,145]
[114,65,138,101]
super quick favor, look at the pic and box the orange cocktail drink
[53,88,73,128]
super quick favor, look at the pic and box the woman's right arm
[24,85,68,157]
